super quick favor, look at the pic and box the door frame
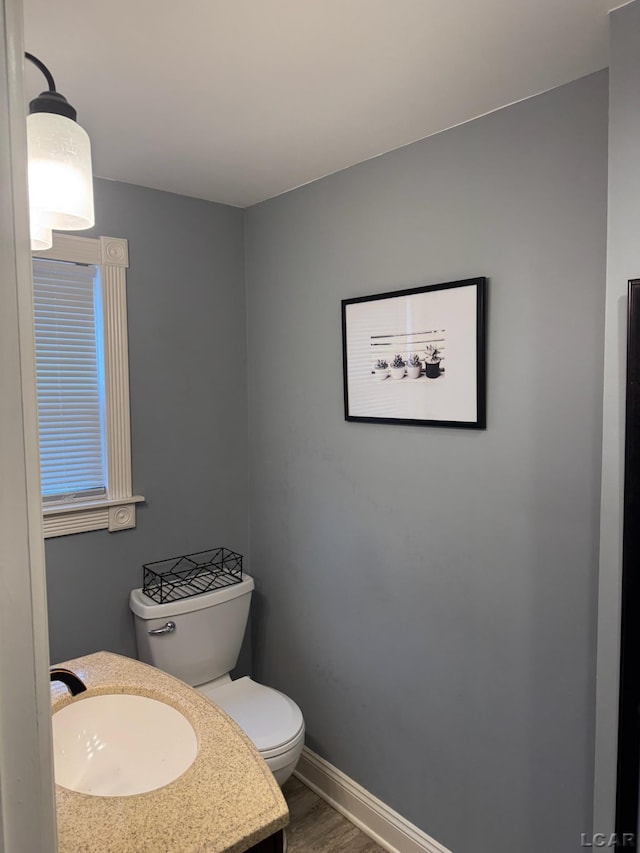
[0,1,57,850]
[615,279,640,850]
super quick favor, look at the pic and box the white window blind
[32,258,107,502]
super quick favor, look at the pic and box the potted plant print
[424,345,444,378]
[406,353,422,379]
[373,358,389,380]
[390,354,406,380]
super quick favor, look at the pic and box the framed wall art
[341,277,487,429]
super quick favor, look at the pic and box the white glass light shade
[29,213,52,251]
[27,111,94,232]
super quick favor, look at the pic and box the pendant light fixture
[25,52,95,251]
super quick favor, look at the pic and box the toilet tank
[129,575,254,687]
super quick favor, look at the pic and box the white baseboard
[293,747,452,853]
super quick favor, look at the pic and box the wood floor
[282,776,386,853]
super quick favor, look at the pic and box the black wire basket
[142,547,243,604]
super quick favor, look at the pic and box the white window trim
[34,233,144,537]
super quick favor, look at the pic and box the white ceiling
[23,0,615,208]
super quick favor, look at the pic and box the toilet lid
[200,677,304,753]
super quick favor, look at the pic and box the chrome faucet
[50,667,87,696]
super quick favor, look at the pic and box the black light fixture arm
[24,52,56,92]
[24,51,78,121]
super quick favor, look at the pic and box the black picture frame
[341,277,487,429]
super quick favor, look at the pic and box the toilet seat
[198,676,304,755]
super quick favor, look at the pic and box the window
[32,234,143,537]
[33,258,106,502]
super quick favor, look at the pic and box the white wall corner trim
[294,748,452,853]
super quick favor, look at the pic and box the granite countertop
[51,651,288,853]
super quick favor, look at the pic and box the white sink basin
[52,693,198,796]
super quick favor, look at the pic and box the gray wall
[45,179,248,665]
[595,0,640,836]
[244,72,608,853]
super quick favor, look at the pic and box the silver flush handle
[148,620,176,636]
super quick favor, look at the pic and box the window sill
[42,495,145,538]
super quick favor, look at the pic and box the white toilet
[129,574,304,785]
